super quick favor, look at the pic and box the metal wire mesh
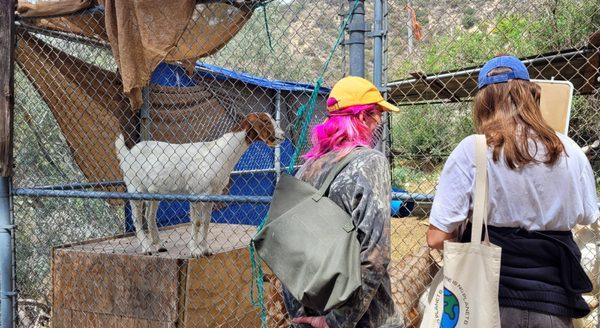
[8,0,600,327]
[385,1,600,326]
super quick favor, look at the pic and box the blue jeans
[500,307,573,328]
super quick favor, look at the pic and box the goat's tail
[115,134,128,161]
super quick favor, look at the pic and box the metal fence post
[372,0,384,90]
[0,179,14,328]
[372,0,390,155]
[347,0,366,77]
[274,90,282,181]
[140,87,152,141]
[0,0,16,327]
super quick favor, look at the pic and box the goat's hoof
[152,241,168,253]
[139,241,154,255]
[190,248,212,258]
[149,244,168,254]
[141,243,167,255]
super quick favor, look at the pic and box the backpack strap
[312,150,363,201]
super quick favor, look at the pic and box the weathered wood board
[52,223,265,327]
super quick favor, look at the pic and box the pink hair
[303,104,379,160]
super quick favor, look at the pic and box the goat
[116,112,284,257]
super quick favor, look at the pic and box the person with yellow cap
[282,76,403,328]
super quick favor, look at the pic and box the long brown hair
[473,67,565,169]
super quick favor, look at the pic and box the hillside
[209,0,598,84]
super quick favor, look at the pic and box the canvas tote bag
[420,134,502,328]
[252,152,362,312]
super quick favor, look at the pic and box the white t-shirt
[429,134,600,233]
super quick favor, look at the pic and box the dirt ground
[390,216,430,261]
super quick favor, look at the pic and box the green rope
[249,242,266,322]
[287,77,322,173]
[288,0,362,171]
[249,1,361,327]
[257,1,275,52]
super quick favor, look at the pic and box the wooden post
[0,0,15,177]
[0,2,15,328]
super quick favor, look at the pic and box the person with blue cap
[426,55,599,327]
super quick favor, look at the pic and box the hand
[292,316,329,328]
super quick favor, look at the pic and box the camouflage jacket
[282,148,403,328]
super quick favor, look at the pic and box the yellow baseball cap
[327,76,400,113]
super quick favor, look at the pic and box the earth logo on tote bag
[433,277,471,328]
[441,288,460,327]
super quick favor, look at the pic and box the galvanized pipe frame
[12,188,273,204]
[347,0,366,78]
[32,170,298,192]
[0,180,15,328]
[13,187,428,202]
[31,166,303,191]
[372,0,389,156]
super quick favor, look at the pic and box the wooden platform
[59,222,255,258]
[51,223,269,327]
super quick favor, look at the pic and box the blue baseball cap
[477,55,530,89]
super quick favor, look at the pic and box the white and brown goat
[116,112,284,256]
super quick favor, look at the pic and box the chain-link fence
[6,0,600,327]
[384,1,599,327]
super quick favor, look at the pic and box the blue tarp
[149,61,331,93]
[195,62,331,94]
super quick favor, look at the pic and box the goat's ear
[257,113,275,141]
[246,113,260,123]
[241,113,257,130]
[242,113,260,143]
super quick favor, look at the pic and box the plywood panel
[52,223,260,327]
[52,307,73,328]
[63,223,255,259]
[184,248,261,327]
[66,310,174,328]
[537,80,573,134]
[53,250,180,322]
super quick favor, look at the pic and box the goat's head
[240,112,285,147]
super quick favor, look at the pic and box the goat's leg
[198,202,214,255]
[189,202,213,258]
[131,200,152,254]
[146,200,166,252]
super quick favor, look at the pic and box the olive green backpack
[252,152,361,312]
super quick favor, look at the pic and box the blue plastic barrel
[391,187,415,218]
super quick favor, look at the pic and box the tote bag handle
[471,134,491,245]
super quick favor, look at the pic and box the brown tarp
[17,0,92,18]
[24,9,108,41]
[148,85,239,144]
[16,31,134,185]
[19,1,255,109]
[15,32,240,186]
